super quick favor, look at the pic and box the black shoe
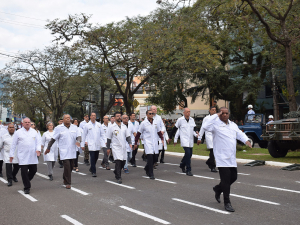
[186,171,193,176]
[160,160,165,163]
[85,161,90,166]
[89,168,92,173]
[13,177,18,182]
[59,164,63,168]
[149,176,155,180]
[153,166,157,170]
[179,165,186,173]
[49,175,53,181]
[92,173,97,177]
[7,181,12,187]
[211,168,218,173]
[213,186,221,203]
[0,173,3,177]
[24,189,30,194]
[144,168,150,177]
[224,203,235,212]
[132,164,137,167]
[116,179,122,184]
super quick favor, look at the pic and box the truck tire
[247,135,255,148]
[258,141,268,149]
[268,141,289,158]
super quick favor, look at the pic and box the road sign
[133,99,139,108]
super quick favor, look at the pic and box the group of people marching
[0,105,252,212]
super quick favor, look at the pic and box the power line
[0,11,47,21]
[0,18,45,27]
[0,19,45,29]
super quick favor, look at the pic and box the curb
[138,149,292,168]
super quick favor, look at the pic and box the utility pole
[272,66,279,120]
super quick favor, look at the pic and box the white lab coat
[81,121,106,151]
[9,127,41,165]
[79,120,89,130]
[101,123,110,148]
[0,129,8,161]
[174,116,197,148]
[138,118,161,154]
[202,114,249,167]
[153,114,164,141]
[0,133,18,164]
[53,124,80,160]
[158,124,169,150]
[123,123,134,152]
[247,109,255,120]
[41,131,58,162]
[198,115,214,149]
[107,123,130,160]
[128,120,139,145]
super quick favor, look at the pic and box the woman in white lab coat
[41,122,58,180]
[158,123,169,164]
[72,119,82,172]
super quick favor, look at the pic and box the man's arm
[236,127,252,148]
[202,112,221,132]
[9,132,18,162]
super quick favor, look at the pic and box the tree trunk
[100,87,105,121]
[285,45,297,111]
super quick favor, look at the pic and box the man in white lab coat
[122,114,134,174]
[101,115,110,170]
[106,112,132,184]
[247,105,255,121]
[202,107,252,212]
[128,112,139,167]
[80,114,90,166]
[9,118,41,194]
[0,124,19,186]
[81,112,106,177]
[134,110,164,180]
[197,106,217,172]
[45,114,81,189]
[169,108,198,176]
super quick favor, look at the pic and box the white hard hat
[269,115,274,119]
[248,105,253,109]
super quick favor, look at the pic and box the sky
[0,0,160,69]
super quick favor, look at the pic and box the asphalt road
[0,150,300,225]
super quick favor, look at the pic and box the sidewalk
[138,149,292,167]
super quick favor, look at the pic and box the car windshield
[246,114,262,123]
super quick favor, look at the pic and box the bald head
[183,108,190,119]
[23,118,31,130]
[8,123,15,135]
[151,105,157,115]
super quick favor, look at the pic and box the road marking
[62,185,89,195]
[256,185,300,194]
[172,198,230,215]
[78,162,84,164]
[79,155,83,157]
[164,163,180,166]
[99,152,103,155]
[43,163,47,165]
[119,205,171,224]
[296,181,300,184]
[99,167,115,171]
[72,171,86,176]
[36,172,50,180]
[105,180,135,189]
[18,190,38,202]
[230,194,280,205]
[60,215,83,225]
[238,173,250,176]
[0,177,8,183]
[142,176,177,184]
[176,172,215,180]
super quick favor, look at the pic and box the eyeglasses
[148,113,154,115]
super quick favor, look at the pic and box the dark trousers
[158,147,165,162]
[20,164,37,190]
[74,151,80,167]
[145,154,158,177]
[114,160,125,180]
[206,148,216,169]
[214,167,238,204]
[180,147,193,172]
[89,151,100,174]
[6,163,19,181]
[84,145,89,162]
[131,148,138,165]
[63,159,74,185]
[0,160,3,174]
[101,148,109,167]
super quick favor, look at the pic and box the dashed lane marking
[105,180,135,189]
[119,205,171,224]
[62,185,89,195]
[142,176,177,184]
[60,215,83,225]
[256,185,300,194]
[72,171,86,176]
[238,173,250,176]
[36,172,50,180]
[230,194,280,205]
[176,172,215,180]
[18,190,38,202]
[0,177,8,183]
[172,198,230,215]
[164,163,180,166]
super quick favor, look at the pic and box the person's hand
[44,149,50,155]
[85,142,88,146]
[167,139,169,144]
[161,140,164,147]
[36,151,41,157]
[76,142,80,147]
[9,157,13,163]
[129,144,132,149]
[245,141,252,148]
[217,111,223,117]
[174,142,177,146]
[107,149,111,155]
[168,139,172,143]
[81,147,85,150]
[161,131,165,135]
[197,140,201,145]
